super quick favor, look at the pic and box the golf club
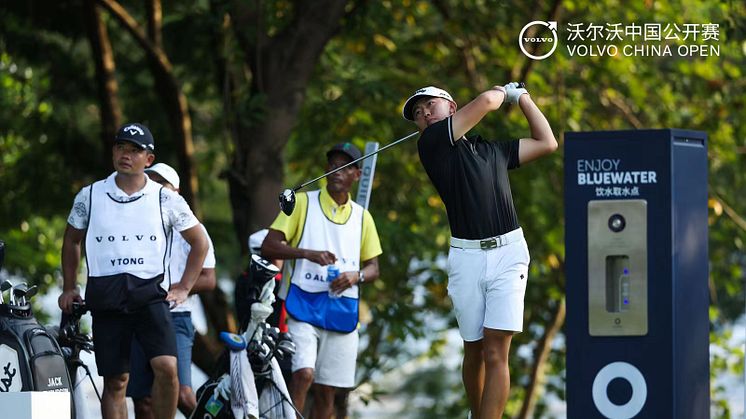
[277,82,527,215]
[13,282,28,306]
[25,284,38,300]
[9,282,20,306]
[0,279,11,305]
[278,131,419,215]
[20,284,37,307]
[11,283,31,315]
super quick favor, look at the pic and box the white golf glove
[503,82,528,104]
[258,279,276,306]
[244,302,273,343]
[215,374,232,400]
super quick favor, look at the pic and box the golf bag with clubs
[191,254,298,419]
[0,240,74,411]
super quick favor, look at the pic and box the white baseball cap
[145,163,180,189]
[248,229,269,254]
[402,86,456,121]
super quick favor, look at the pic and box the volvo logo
[519,21,558,60]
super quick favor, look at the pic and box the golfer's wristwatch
[358,270,365,284]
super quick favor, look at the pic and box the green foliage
[1,0,745,416]
[2,216,66,283]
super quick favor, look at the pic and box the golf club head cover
[258,279,276,306]
[220,332,248,352]
[243,302,274,344]
[503,81,528,104]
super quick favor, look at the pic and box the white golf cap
[145,163,180,189]
[402,86,456,121]
[248,229,269,254]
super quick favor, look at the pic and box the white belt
[450,228,524,250]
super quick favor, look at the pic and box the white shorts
[447,228,530,341]
[287,317,359,388]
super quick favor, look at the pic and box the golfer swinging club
[402,83,557,419]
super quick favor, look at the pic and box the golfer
[402,83,557,419]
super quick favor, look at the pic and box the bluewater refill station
[564,129,709,419]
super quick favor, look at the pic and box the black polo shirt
[417,116,520,239]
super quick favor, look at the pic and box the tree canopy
[1,0,744,416]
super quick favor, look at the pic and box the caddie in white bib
[284,190,363,333]
[84,179,169,312]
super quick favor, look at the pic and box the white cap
[145,163,180,189]
[248,229,269,254]
[402,86,456,121]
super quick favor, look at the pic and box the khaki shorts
[447,228,530,341]
[287,317,358,388]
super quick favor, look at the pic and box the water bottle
[327,264,341,299]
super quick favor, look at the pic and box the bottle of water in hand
[327,264,341,299]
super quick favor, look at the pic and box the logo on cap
[123,125,145,136]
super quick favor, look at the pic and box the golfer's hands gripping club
[503,82,528,104]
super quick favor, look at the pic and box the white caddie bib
[284,190,363,332]
[84,179,170,312]
[85,180,168,279]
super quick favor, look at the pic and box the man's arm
[261,228,336,266]
[517,94,558,165]
[329,257,379,294]
[58,224,85,313]
[360,257,379,283]
[167,225,208,305]
[189,268,216,294]
[451,86,507,140]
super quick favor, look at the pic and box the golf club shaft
[292,131,419,192]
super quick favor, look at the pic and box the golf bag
[0,311,73,394]
[191,255,297,419]
[0,241,73,400]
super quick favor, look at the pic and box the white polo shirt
[68,172,198,233]
[169,224,216,313]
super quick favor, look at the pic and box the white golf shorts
[287,317,359,388]
[447,227,530,341]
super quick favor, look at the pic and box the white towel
[257,358,295,418]
[229,349,259,419]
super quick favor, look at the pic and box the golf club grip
[293,131,419,191]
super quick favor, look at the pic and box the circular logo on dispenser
[592,361,647,418]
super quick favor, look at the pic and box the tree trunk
[143,0,201,216]
[84,0,121,174]
[517,297,566,419]
[97,0,201,216]
[224,0,352,251]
